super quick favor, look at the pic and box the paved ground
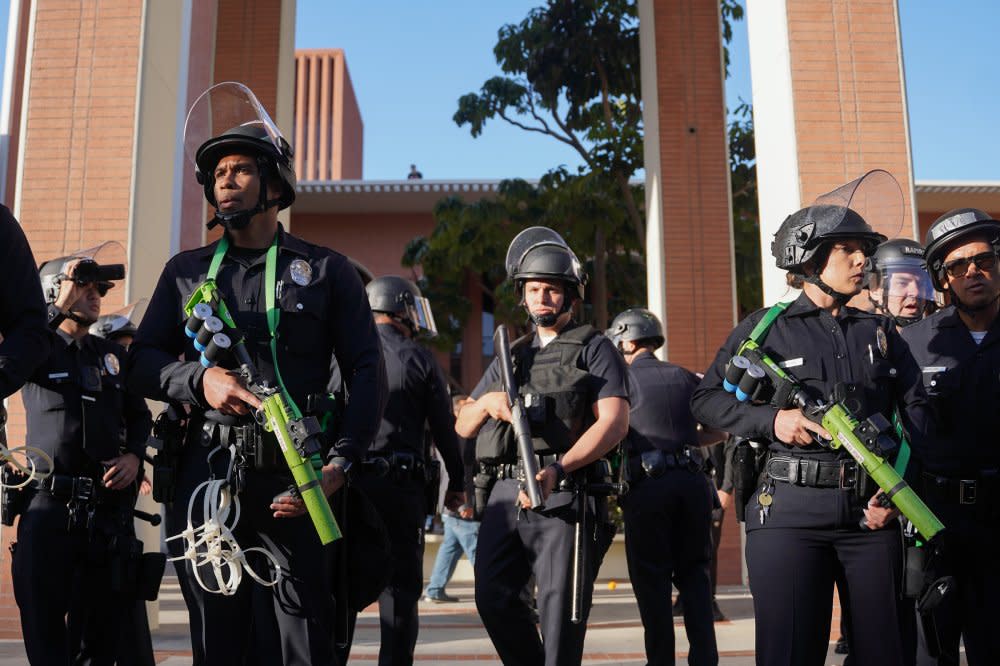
[0,574,940,665]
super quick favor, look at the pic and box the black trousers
[12,492,132,665]
[746,525,904,666]
[913,527,1000,666]
[475,479,598,666]
[622,468,718,666]
[165,445,338,666]
[339,475,426,666]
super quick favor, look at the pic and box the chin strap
[207,197,282,232]
[805,275,855,304]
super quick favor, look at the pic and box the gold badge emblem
[876,328,888,358]
[104,353,120,376]
[290,259,312,286]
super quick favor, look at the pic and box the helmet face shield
[184,82,285,169]
[813,169,904,241]
[407,295,438,337]
[90,298,148,340]
[505,226,587,298]
[40,241,127,304]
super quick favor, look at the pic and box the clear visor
[880,267,935,302]
[406,296,437,337]
[505,226,573,278]
[57,241,127,278]
[183,82,285,166]
[813,169,904,241]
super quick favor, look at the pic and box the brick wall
[2,0,143,637]
[787,0,916,237]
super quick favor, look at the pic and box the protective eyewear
[942,252,998,279]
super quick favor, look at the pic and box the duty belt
[766,456,859,489]
[921,472,998,505]
[32,474,108,503]
[627,448,697,481]
[486,453,561,482]
[364,452,428,482]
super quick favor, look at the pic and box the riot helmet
[607,308,664,351]
[924,208,1000,292]
[505,227,586,327]
[366,276,437,337]
[39,242,126,325]
[867,239,934,327]
[772,170,900,301]
[89,299,148,345]
[184,82,296,231]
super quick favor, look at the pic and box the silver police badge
[104,353,120,376]
[876,328,888,358]
[290,259,312,286]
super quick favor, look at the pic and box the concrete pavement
[0,576,900,664]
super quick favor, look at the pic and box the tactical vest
[476,323,599,463]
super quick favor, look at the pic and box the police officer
[12,247,152,665]
[869,238,937,329]
[0,205,51,398]
[456,227,629,666]
[126,82,386,665]
[338,275,464,665]
[899,208,1000,665]
[607,307,720,666]
[691,184,930,665]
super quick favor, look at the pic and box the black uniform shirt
[371,322,463,491]
[471,324,629,406]
[126,225,386,465]
[691,293,931,529]
[23,329,150,477]
[901,305,1000,477]
[624,351,700,455]
[0,206,51,398]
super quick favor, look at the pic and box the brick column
[639,0,739,584]
[748,0,917,301]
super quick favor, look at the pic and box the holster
[732,439,766,522]
[150,404,188,504]
[424,458,441,510]
[473,469,497,521]
[0,467,29,526]
[109,534,167,601]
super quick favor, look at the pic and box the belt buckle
[839,462,858,490]
[73,477,95,502]
[960,479,977,504]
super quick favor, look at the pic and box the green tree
[729,99,761,316]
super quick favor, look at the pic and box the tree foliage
[405,0,761,346]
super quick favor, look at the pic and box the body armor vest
[476,323,599,463]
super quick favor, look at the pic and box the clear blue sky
[0,1,993,182]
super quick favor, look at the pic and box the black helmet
[868,239,934,327]
[366,276,437,337]
[38,242,126,306]
[772,205,886,274]
[89,299,147,343]
[505,226,587,300]
[924,208,1000,291]
[184,82,296,231]
[194,123,296,211]
[607,308,664,351]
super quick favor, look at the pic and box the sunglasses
[72,278,112,297]
[942,252,998,279]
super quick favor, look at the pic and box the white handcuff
[166,444,281,595]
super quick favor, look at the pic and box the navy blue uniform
[901,306,1000,665]
[341,322,463,666]
[471,325,628,666]
[621,351,717,665]
[127,226,386,666]
[14,328,151,665]
[691,293,930,666]
[0,206,51,398]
